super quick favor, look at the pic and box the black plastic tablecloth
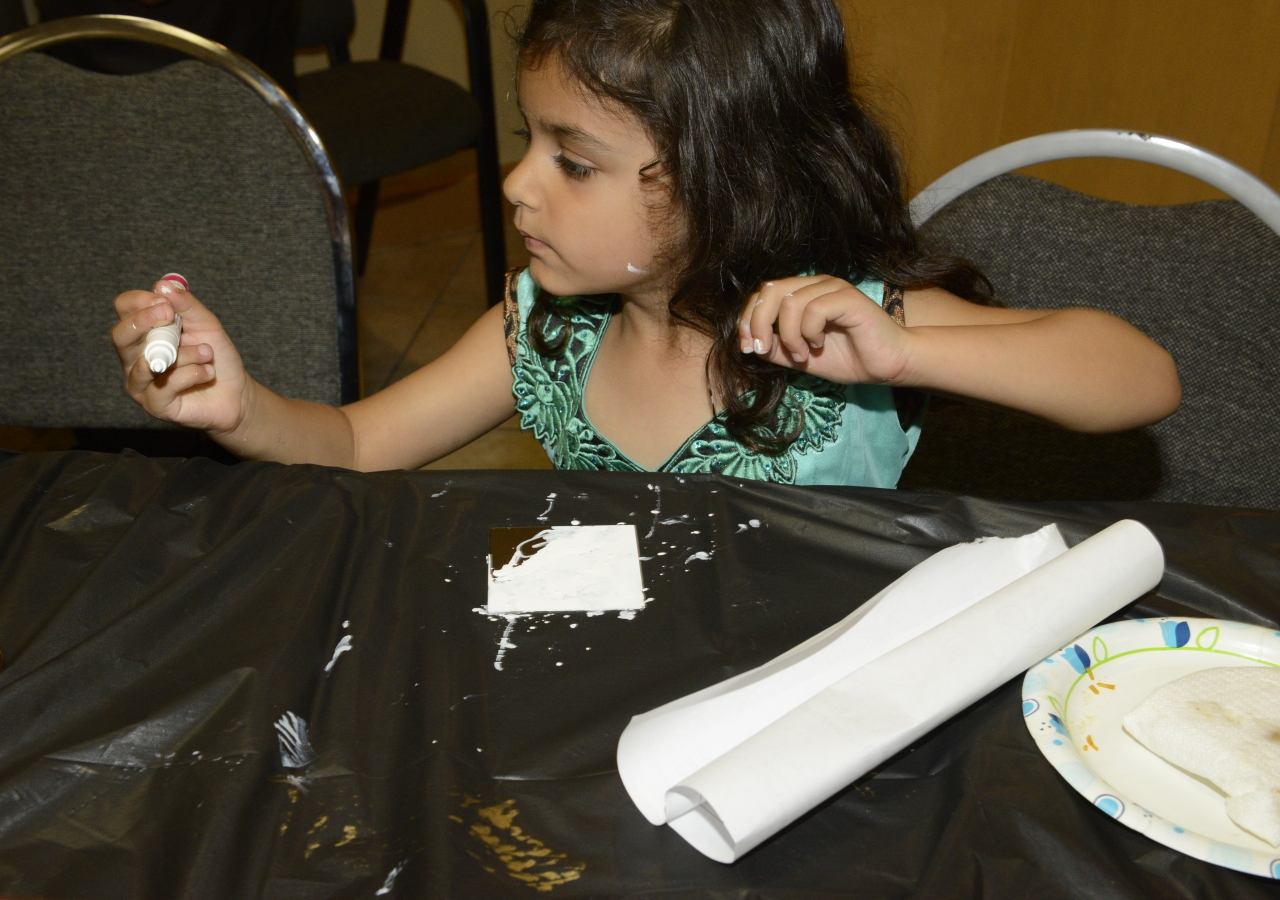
[1,450,1278,899]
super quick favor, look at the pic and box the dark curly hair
[517,0,992,453]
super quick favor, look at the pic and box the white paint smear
[685,551,712,564]
[274,711,316,769]
[493,616,520,671]
[324,634,352,672]
[487,526,645,614]
[536,492,557,523]
[375,860,407,895]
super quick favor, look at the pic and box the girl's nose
[503,153,537,210]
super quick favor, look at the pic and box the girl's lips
[519,231,549,252]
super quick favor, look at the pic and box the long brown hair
[518,0,992,453]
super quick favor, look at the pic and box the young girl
[110,0,1180,485]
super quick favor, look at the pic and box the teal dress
[502,268,922,487]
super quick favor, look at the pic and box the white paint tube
[143,272,187,373]
[144,314,182,373]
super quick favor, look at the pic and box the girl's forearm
[900,308,1182,432]
[211,378,358,467]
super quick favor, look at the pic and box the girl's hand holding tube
[112,277,253,436]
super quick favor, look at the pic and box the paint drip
[536,492,557,523]
[324,634,352,673]
[493,616,520,671]
[375,860,407,895]
[645,484,661,539]
[275,711,316,769]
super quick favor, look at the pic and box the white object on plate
[619,519,1163,863]
[1124,666,1280,846]
[1023,617,1280,879]
[486,525,644,614]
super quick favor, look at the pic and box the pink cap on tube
[160,272,189,291]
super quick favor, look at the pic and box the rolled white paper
[617,519,1164,862]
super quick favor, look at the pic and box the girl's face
[504,60,675,300]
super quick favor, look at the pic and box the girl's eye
[512,128,530,144]
[553,153,594,181]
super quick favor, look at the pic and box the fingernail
[205,364,215,377]
[765,281,774,287]
[161,273,189,291]
[791,352,804,363]
[741,342,754,354]
[754,338,765,354]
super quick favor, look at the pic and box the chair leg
[354,180,380,277]
[476,141,507,307]
[459,0,508,306]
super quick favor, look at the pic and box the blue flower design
[1061,644,1091,674]
[1160,620,1191,648]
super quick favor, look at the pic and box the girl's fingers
[126,350,216,410]
[743,276,827,354]
[143,359,217,411]
[112,298,177,355]
[775,282,847,362]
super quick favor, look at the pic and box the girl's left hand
[738,275,913,385]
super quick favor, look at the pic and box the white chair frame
[909,129,1280,238]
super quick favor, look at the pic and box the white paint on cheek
[627,263,649,275]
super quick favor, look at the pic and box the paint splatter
[736,524,748,533]
[618,610,636,620]
[536,493,557,523]
[375,860,407,895]
[749,519,761,528]
[644,485,661,539]
[494,616,520,671]
[432,490,448,498]
[274,712,316,769]
[684,551,712,565]
[324,634,352,673]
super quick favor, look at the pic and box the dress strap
[503,267,523,367]
[883,283,906,326]
[882,283,923,430]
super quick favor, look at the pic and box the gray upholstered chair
[0,16,357,447]
[900,131,1280,509]
[294,0,507,299]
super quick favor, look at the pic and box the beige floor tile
[360,232,476,304]
[423,416,551,470]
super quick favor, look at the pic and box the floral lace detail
[511,293,847,482]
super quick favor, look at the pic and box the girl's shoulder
[502,267,613,366]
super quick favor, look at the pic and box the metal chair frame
[910,129,1280,237]
[0,14,360,404]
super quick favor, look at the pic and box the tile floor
[0,153,553,471]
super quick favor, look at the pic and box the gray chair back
[901,173,1280,509]
[0,16,357,430]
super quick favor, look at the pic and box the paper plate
[1022,617,1280,878]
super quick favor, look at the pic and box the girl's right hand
[112,279,253,436]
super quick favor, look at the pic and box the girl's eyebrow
[539,117,616,153]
